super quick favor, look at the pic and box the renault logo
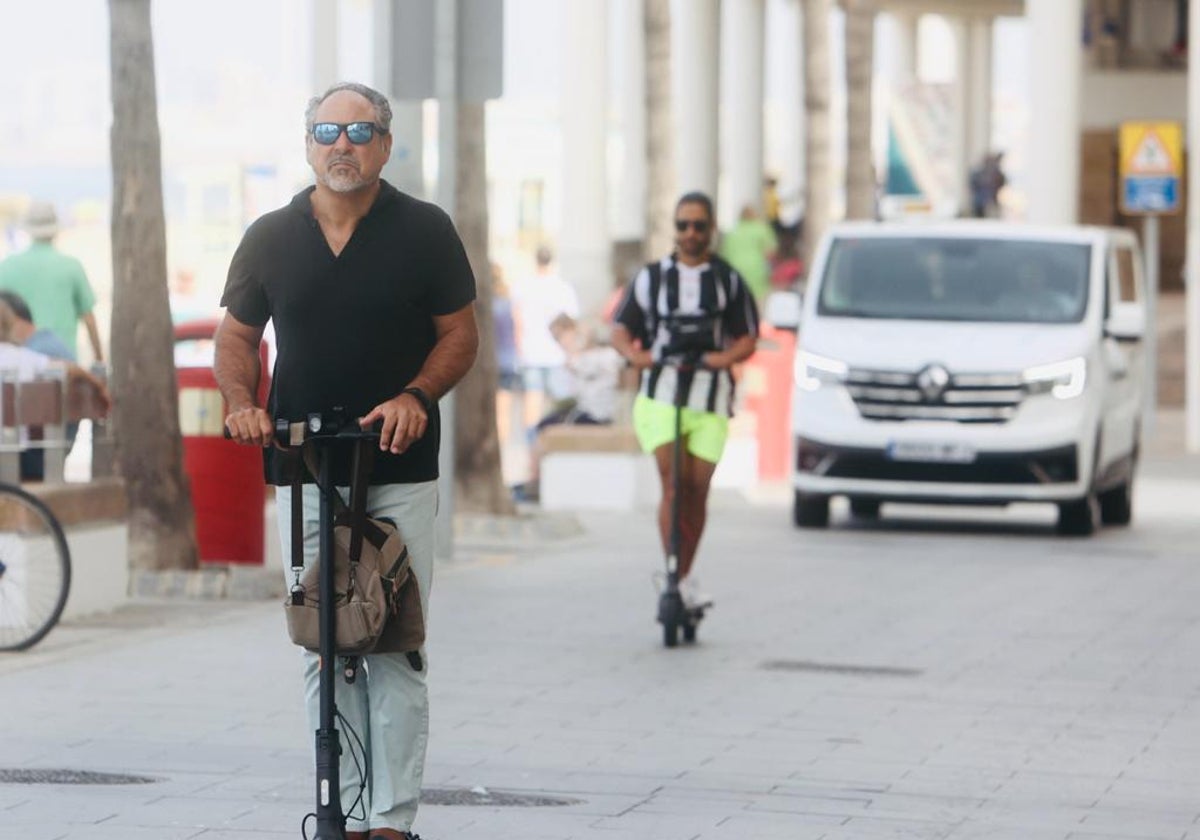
[915,364,951,402]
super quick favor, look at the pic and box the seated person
[0,296,110,480]
[514,314,624,502]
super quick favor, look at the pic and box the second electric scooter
[656,351,708,648]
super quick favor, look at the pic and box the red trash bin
[741,323,796,482]
[176,319,270,565]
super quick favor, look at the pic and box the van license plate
[886,441,976,463]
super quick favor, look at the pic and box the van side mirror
[1104,305,1145,343]
[764,290,803,332]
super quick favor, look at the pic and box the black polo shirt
[221,181,476,486]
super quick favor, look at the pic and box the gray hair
[304,82,393,132]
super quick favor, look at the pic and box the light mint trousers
[275,480,437,834]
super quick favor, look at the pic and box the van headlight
[795,351,848,392]
[1023,356,1087,400]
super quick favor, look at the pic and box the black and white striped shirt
[614,255,759,416]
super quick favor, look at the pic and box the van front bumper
[793,437,1088,503]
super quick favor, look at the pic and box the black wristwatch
[401,386,433,414]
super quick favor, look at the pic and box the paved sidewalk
[3,453,1200,840]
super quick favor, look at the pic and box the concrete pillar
[561,0,611,315]
[312,0,339,92]
[720,0,766,228]
[1026,0,1082,225]
[966,17,993,167]
[674,0,720,199]
[373,0,424,198]
[889,11,918,81]
[1186,0,1200,451]
[614,0,647,242]
[954,16,993,211]
[951,19,971,212]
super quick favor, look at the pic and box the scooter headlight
[795,350,848,392]
[1023,356,1087,400]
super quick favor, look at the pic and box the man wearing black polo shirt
[215,82,478,840]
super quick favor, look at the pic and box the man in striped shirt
[611,192,760,609]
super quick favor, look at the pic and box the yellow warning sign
[1121,122,1183,176]
[1119,122,1183,215]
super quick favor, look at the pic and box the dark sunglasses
[675,219,710,233]
[311,121,387,145]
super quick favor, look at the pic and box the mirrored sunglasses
[311,122,386,146]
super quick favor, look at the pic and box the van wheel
[793,492,830,528]
[849,498,881,520]
[1099,479,1133,526]
[1057,494,1100,536]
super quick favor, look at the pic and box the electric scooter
[231,410,379,840]
[656,353,707,648]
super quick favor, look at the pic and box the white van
[781,221,1146,536]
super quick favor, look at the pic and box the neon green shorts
[632,395,729,464]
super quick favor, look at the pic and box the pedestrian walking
[214,81,478,840]
[0,201,104,363]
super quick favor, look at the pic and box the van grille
[845,368,1024,424]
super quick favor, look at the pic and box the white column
[951,19,971,212]
[1026,0,1082,225]
[561,0,610,315]
[1186,0,1200,451]
[373,0,424,198]
[890,11,918,81]
[720,0,766,227]
[966,17,993,167]
[674,0,720,199]
[312,0,339,92]
[614,0,647,242]
[954,16,993,212]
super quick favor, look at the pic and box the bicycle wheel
[0,485,71,651]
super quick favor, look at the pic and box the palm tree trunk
[844,0,877,220]
[803,0,833,268]
[108,0,197,571]
[452,101,515,515]
[644,0,676,260]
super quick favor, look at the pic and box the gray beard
[321,169,370,193]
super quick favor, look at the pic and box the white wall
[1081,71,1188,128]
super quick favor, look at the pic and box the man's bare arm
[214,313,273,446]
[407,303,479,399]
[82,312,103,363]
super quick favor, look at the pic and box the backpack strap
[645,259,663,343]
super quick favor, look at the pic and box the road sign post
[1119,121,1183,440]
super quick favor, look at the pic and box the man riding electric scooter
[610,191,760,645]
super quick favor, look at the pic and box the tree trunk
[644,0,675,261]
[108,0,197,571]
[803,0,833,268]
[844,0,877,220]
[452,101,515,515]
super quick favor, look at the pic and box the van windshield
[817,238,1091,323]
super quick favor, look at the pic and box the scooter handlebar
[223,414,383,446]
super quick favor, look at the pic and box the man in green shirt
[0,202,103,362]
[719,204,777,305]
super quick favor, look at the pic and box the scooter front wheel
[663,621,680,647]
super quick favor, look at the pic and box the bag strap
[300,438,375,563]
[290,456,305,576]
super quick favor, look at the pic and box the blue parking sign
[1124,176,1179,214]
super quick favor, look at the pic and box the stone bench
[538,417,761,511]
[0,374,124,620]
[538,424,659,512]
[24,477,129,621]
